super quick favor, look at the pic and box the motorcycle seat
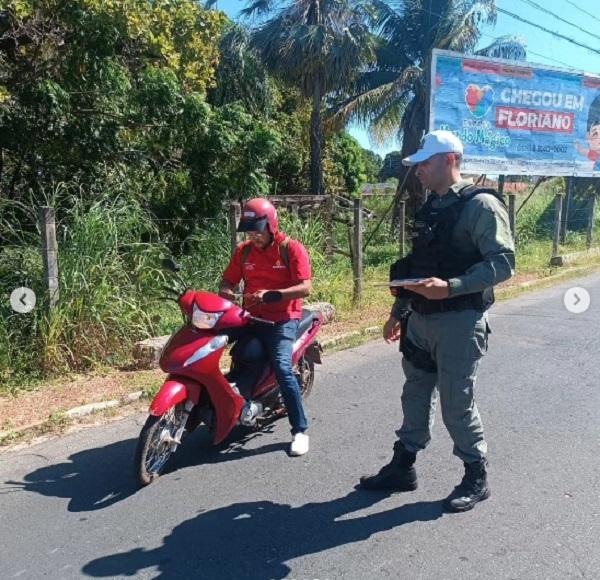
[296,309,318,338]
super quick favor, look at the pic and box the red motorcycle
[134,258,331,486]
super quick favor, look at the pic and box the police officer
[359,130,515,512]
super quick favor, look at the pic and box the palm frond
[368,95,410,144]
[330,65,421,126]
[241,0,280,18]
[477,35,527,60]
[251,0,375,96]
[328,82,397,130]
[369,0,410,41]
[436,1,496,51]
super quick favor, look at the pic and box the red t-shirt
[222,232,312,322]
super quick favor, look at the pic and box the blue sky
[212,0,600,157]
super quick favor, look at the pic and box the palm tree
[208,24,275,117]
[242,0,375,195]
[476,34,526,61]
[332,0,497,212]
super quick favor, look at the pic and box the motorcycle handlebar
[245,313,275,326]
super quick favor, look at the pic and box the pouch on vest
[401,336,437,373]
[399,309,411,353]
[398,310,437,372]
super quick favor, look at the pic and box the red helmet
[237,198,279,234]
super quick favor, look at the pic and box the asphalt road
[1,274,599,580]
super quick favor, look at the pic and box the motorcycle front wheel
[134,403,188,486]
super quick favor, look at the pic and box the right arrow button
[564,287,590,314]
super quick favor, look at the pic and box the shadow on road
[3,424,291,512]
[4,438,140,512]
[82,489,444,579]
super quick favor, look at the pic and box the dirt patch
[1,398,151,452]
[498,272,540,287]
[0,369,162,434]
[319,304,387,339]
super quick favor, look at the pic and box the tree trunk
[310,79,323,195]
[394,92,427,221]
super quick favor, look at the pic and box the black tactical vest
[393,185,506,313]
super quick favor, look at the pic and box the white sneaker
[290,433,309,456]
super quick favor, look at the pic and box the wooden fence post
[560,177,573,243]
[229,202,241,256]
[39,206,59,309]
[352,198,363,304]
[398,200,406,257]
[586,194,597,250]
[497,175,505,197]
[508,193,516,240]
[550,193,564,266]
[325,195,334,263]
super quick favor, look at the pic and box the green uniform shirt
[391,178,515,318]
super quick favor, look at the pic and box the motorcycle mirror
[262,290,283,304]
[161,257,181,272]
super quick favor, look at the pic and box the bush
[1,193,167,390]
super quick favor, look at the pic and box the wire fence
[2,182,599,312]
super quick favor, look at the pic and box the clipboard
[389,278,426,287]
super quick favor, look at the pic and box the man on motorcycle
[219,198,312,456]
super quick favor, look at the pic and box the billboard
[430,49,600,177]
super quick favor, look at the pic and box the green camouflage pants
[398,309,490,464]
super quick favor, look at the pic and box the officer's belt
[411,293,482,315]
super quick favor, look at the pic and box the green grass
[516,239,555,275]
[1,194,166,392]
[515,178,600,273]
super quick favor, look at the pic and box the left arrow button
[10,287,36,314]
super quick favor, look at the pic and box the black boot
[359,441,417,492]
[444,459,491,513]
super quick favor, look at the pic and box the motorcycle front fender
[149,376,203,416]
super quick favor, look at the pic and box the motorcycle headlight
[191,303,223,329]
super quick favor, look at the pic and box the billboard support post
[560,177,573,243]
[550,194,564,266]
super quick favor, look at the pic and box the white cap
[402,130,464,166]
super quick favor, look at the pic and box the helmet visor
[237,215,268,233]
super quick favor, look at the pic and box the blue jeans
[254,320,309,435]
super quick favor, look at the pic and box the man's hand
[383,317,401,344]
[408,277,449,300]
[219,288,236,301]
[218,280,236,302]
[244,289,267,307]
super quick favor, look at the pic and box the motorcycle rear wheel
[134,403,187,486]
[297,355,315,398]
